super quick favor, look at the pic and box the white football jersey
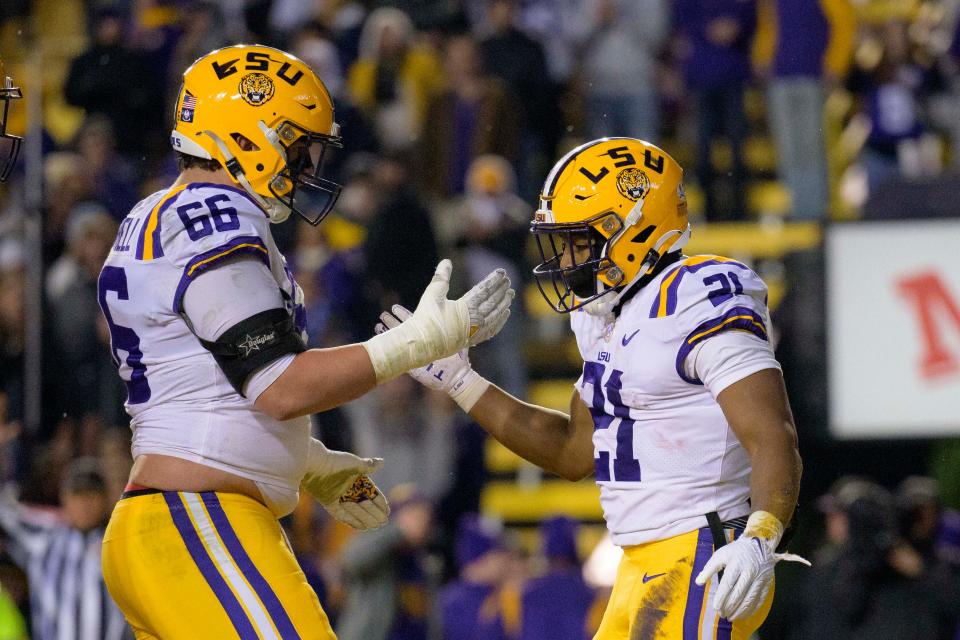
[571,255,776,546]
[98,182,310,514]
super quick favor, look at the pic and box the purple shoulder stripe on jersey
[682,527,714,639]
[134,194,182,260]
[649,259,751,318]
[201,493,302,640]
[172,235,270,313]
[186,182,270,218]
[674,306,768,385]
[163,492,259,640]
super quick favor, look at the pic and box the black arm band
[198,308,306,397]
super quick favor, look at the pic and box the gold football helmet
[0,58,22,182]
[531,137,690,313]
[171,44,342,224]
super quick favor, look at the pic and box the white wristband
[362,319,433,384]
[743,510,785,546]
[449,369,490,412]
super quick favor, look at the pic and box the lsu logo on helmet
[616,167,650,201]
[239,72,275,106]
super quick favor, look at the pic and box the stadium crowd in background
[0,0,960,637]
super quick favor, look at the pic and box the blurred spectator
[336,485,435,640]
[478,0,557,195]
[48,205,121,444]
[420,35,521,198]
[352,376,454,500]
[0,457,129,640]
[518,517,596,640]
[673,0,757,221]
[574,0,669,143]
[438,515,510,640]
[795,481,960,640]
[166,2,228,103]
[511,0,583,83]
[440,155,529,397]
[270,0,367,64]
[347,8,444,152]
[291,23,379,167]
[64,8,164,161]
[847,19,947,196]
[814,475,873,560]
[46,204,114,301]
[0,255,24,430]
[362,153,439,316]
[41,152,95,265]
[897,476,943,561]
[73,117,139,221]
[895,475,960,574]
[755,0,856,220]
[290,218,368,348]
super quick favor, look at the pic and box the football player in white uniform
[98,44,513,639]
[378,138,805,639]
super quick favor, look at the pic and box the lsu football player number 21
[379,138,807,640]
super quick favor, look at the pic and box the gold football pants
[593,525,773,640]
[102,489,335,639]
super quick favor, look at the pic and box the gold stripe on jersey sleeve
[142,184,190,260]
[686,314,766,345]
[186,243,270,277]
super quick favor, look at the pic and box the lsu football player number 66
[99,44,514,639]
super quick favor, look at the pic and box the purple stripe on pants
[163,492,259,640]
[201,492,302,640]
[717,615,733,640]
[682,527,715,639]
[716,524,747,639]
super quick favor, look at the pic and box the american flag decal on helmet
[180,92,197,122]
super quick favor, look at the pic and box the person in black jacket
[794,482,960,640]
[64,8,164,162]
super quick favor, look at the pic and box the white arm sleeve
[684,330,781,399]
[181,258,296,400]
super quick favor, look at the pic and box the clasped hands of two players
[303,259,514,531]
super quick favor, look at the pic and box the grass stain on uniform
[631,557,691,640]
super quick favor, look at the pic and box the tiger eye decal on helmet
[616,168,650,201]
[171,44,343,225]
[531,137,690,314]
[239,73,275,106]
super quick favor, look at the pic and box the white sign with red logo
[827,221,960,438]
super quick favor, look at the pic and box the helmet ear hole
[231,133,260,151]
[631,225,656,244]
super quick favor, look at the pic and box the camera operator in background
[794,481,960,640]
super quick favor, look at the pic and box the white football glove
[375,305,491,412]
[695,511,809,620]
[362,259,513,383]
[301,438,390,531]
